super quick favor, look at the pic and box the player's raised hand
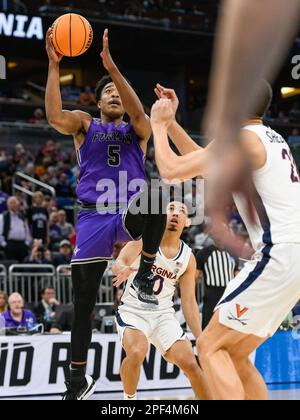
[101,28,117,73]
[155,84,179,115]
[113,266,138,287]
[46,28,63,64]
[151,99,175,128]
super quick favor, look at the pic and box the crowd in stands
[0,136,255,334]
[0,192,75,263]
[0,280,130,335]
[1,92,299,142]
[2,0,218,31]
[0,128,298,335]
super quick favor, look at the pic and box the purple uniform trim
[71,208,140,263]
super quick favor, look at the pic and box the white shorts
[115,308,186,355]
[216,243,300,338]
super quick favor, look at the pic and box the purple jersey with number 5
[76,119,147,205]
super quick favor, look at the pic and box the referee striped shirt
[196,245,238,289]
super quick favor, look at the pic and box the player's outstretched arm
[101,29,151,148]
[151,99,210,183]
[112,240,143,287]
[179,254,202,340]
[155,84,202,155]
[45,29,91,138]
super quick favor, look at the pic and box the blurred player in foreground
[150,83,300,400]
[113,202,211,400]
[203,0,300,251]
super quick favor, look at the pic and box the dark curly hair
[94,75,113,103]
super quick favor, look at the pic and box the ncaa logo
[0,55,6,79]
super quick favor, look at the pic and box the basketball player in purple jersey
[45,29,167,400]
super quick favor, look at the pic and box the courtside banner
[0,333,192,398]
[0,332,299,398]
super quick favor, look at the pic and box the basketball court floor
[3,386,300,400]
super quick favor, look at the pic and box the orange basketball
[51,13,93,57]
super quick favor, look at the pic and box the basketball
[51,13,93,57]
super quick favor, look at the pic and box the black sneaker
[62,375,96,400]
[133,272,159,306]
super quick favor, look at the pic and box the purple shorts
[71,209,136,265]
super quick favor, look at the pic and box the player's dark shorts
[71,204,138,265]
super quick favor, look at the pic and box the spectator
[35,139,56,167]
[79,86,95,106]
[28,108,46,125]
[0,196,31,262]
[49,212,62,247]
[277,111,289,124]
[0,189,8,214]
[290,102,300,119]
[0,291,8,314]
[13,144,27,166]
[35,287,61,334]
[17,191,31,213]
[55,173,73,199]
[27,192,49,244]
[3,293,37,330]
[54,142,68,162]
[55,303,74,332]
[43,166,59,187]
[24,162,36,178]
[53,240,73,267]
[69,229,76,247]
[288,128,300,145]
[43,196,57,214]
[57,210,74,240]
[24,240,53,265]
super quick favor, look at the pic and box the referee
[196,239,239,330]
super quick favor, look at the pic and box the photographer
[24,239,53,265]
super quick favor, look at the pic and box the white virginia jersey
[233,124,300,251]
[121,241,192,313]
